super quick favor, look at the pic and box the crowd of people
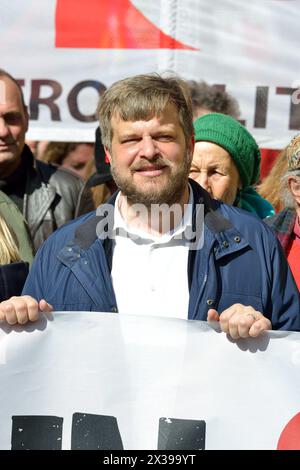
[0,68,300,338]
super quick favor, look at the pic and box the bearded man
[0,74,299,338]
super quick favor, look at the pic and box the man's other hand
[0,296,53,325]
[207,303,272,339]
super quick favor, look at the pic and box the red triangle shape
[55,0,197,50]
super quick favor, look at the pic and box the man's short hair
[187,80,240,119]
[0,68,26,108]
[98,73,194,150]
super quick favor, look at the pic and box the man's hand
[207,303,272,339]
[0,296,53,325]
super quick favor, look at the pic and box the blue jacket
[23,180,300,331]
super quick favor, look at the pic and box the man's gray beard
[111,156,191,207]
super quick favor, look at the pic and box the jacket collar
[63,179,248,264]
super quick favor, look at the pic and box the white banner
[0,312,300,450]
[1,0,300,147]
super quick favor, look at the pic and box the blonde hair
[0,215,21,264]
[257,149,288,212]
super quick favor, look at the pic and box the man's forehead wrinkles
[114,118,176,130]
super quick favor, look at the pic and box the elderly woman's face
[190,141,241,205]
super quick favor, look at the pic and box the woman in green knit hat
[190,113,274,218]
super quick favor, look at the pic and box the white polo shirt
[111,187,193,319]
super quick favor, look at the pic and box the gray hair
[187,80,240,120]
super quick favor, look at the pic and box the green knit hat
[193,113,261,188]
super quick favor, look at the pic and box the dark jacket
[23,180,300,331]
[0,262,29,302]
[22,145,94,252]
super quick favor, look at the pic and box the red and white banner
[0,313,300,450]
[1,0,300,148]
